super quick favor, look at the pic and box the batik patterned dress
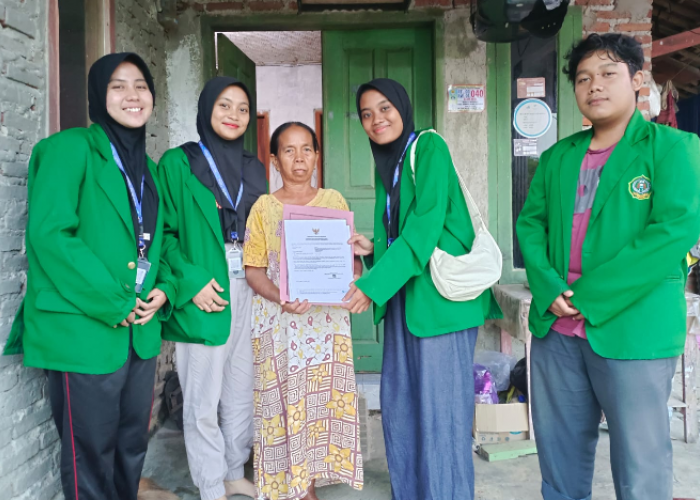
[243,189,363,500]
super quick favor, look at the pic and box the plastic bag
[474,363,498,404]
[510,357,528,398]
[474,350,517,392]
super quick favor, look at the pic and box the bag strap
[408,129,487,233]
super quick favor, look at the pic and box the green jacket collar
[186,172,225,250]
[398,128,434,230]
[89,124,160,241]
[90,124,134,236]
[568,108,649,147]
[559,109,650,261]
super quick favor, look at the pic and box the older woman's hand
[342,283,372,314]
[348,234,374,257]
[281,299,312,315]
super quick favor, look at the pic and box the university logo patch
[628,175,652,200]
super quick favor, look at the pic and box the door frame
[314,108,324,188]
[202,15,444,373]
[256,111,271,181]
[200,13,446,138]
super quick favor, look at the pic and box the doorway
[221,31,323,191]
[215,27,435,372]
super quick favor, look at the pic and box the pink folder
[279,204,355,305]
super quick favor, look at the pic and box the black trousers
[47,337,157,500]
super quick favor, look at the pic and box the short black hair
[564,33,644,85]
[270,122,320,156]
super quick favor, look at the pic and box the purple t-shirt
[552,143,617,339]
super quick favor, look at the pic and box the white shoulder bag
[407,129,502,301]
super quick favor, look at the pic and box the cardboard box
[473,402,530,444]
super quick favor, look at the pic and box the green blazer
[2,124,173,374]
[355,130,502,337]
[516,110,700,360]
[156,147,233,346]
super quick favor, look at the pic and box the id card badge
[227,242,245,280]
[135,257,151,293]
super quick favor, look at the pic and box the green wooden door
[323,28,434,372]
[217,33,257,154]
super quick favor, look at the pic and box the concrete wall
[115,0,175,429]
[165,10,205,148]
[257,64,322,192]
[441,9,489,231]
[0,0,63,498]
[440,9,503,353]
[115,0,172,160]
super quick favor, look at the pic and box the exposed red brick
[637,101,650,111]
[583,117,593,127]
[635,34,652,44]
[177,0,204,11]
[248,0,285,10]
[414,0,452,8]
[288,1,298,9]
[639,86,651,96]
[204,1,244,11]
[454,0,470,6]
[589,22,610,32]
[596,11,630,19]
[615,23,652,32]
[643,61,651,71]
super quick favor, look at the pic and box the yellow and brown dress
[243,188,363,500]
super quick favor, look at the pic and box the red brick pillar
[574,0,653,118]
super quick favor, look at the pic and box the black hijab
[88,53,158,256]
[181,77,267,243]
[356,78,415,242]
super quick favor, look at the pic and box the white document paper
[284,219,354,304]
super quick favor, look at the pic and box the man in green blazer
[516,34,700,500]
[3,54,173,500]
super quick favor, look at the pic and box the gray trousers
[531,331,677,500]
[176,278,254,500]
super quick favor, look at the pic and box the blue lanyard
[110,143,146,253]
[199,141,244,241]
[386,132,416,246]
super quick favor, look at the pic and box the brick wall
[0,0,63,498]
[575,0,654,117]
[179,0,298,14]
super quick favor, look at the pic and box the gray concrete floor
[142,414,700,500]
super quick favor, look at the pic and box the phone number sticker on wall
[448,84,486,113]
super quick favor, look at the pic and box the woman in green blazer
[3,53,172,500]
[156,77,267,500]
[345,79,501,500]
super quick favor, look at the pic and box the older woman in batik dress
[244,122,365,500]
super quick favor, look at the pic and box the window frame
[487,7,583,284]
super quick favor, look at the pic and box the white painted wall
[256,64,323,192]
